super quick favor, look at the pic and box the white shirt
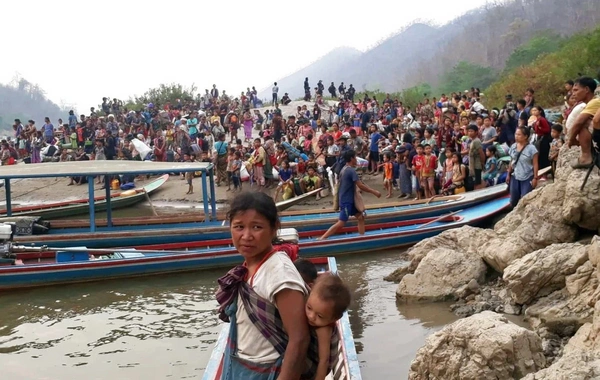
[566,102,586,137]
[471,101,485,113]
[236,251,306,363]
[272,86,279,94]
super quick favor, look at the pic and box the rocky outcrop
[524,260,598,334]
[503,243,589,305]
[384,227,490,283]
[523,302,600,380]
[396,247,487,302]
[409,311,546,380]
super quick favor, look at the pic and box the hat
[337,135,348,141]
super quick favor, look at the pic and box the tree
[503,30,564,73]
[437,62,497,95]
[124,83,199,111]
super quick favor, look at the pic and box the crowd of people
[5,74,600,206]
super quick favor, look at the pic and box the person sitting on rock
[567,77,600,169]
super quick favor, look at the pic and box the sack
[333,180,340,211]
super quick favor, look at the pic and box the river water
[0,249,459,379]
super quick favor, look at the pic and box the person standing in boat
[319,150,381,240]
[215,192,317,379]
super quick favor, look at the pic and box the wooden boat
[13,185,508,249]
[202,256,362,380]
[1,197,509,290]
[0,175,169,219]
[276,188,322,212]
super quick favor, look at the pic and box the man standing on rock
[568,77,599,169]
[318,150,381,240]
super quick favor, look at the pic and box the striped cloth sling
[216,264,340,379]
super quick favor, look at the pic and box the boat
[201,256,362,380]
[0,175,169,219]
[12,185,508,249]
[0,197,509,290]
[276,188,322,212]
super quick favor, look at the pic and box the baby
[294,259,352,380]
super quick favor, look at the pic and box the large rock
[384,226,492,283]
[557,145,600,231]
[523,301,600,379]
[503,243,589,305]
[397,247,487,302]
[409,311,546,380]
[524,261,598,335]
[479,180,578,273]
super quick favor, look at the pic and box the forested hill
[259,0,600,99]
[0,77,70,136]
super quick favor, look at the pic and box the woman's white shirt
[236,251,307,363]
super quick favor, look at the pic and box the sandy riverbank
[0,171,390,215]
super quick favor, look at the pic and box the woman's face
[515,128,527,143]
[531,107,540,117]
[230,210,276,261]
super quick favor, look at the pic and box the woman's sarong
[243,120,253,139]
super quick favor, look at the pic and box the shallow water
[0,250,458,379]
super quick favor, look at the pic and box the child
[412,144,425,199]
[482,145,498,186]
[379,152,393,198]
[231,151,242,191]
[420,144,437,198]
[226,147,235,191]
[441,149,454,184]
[183,153,193,194]
[306,273,352,380]
[294,258,318,288]
[275,160,294,200]
[442,153,467,195]
[301,166,322,200]
[549,124,564,177]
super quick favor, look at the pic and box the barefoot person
[215,192,325,379]
[567,77,600,168]
[319,150,381,240]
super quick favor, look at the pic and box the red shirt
[412,154,424,172]
[421,154,437,177]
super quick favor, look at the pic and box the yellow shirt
[582,98,600,117]
[210,115,221,125]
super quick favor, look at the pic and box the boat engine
[0,223,15,257]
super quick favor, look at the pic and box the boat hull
[0,197,509,290]
[14,185,508,248]
[0,175,169,219]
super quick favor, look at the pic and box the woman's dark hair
[487,145,497,155]
[566,79,574,86]
[402,133,413,144]
[517,126,531,138]
[532,105,546,118]
[425,127,434,136]
[227,191,279,229]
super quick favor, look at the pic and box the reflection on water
[0,250,459,379]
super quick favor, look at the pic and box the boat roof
[0,161,213,179]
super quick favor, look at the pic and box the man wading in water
[318,150,381,240]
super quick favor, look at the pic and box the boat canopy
[0,161,217,231]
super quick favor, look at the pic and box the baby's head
[305,273,351,328]
[294,258,318,287]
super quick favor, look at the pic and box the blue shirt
[68,115,78,129]
[509,143,538,181]
[370,132,382,152]
[338,166,359,205]
[43,123,54,137]
[279,168,292,181]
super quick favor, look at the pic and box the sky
[0,0,490,113]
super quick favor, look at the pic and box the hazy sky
[1,0,490,113]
